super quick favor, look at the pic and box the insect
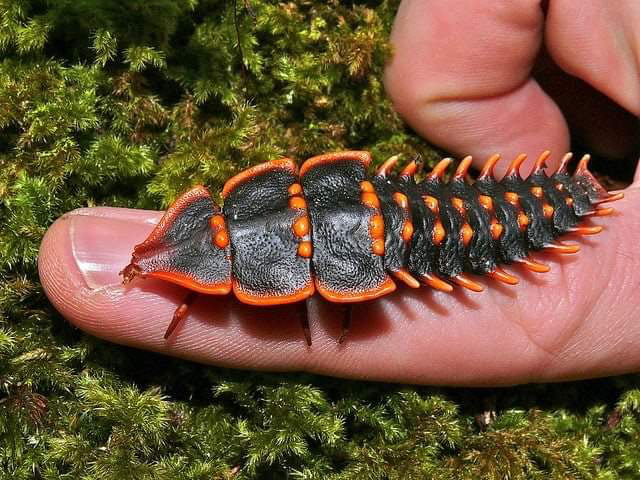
[120,150,623,345]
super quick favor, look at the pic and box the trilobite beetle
[121,150,623,345]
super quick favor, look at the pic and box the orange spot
[505,153,527,178]
[210,214,225,230]
[490,219,503,240]
[565,197,574,207]
[214,230,229,249]
[544,241,580,254]
[570,225,603,235]
[530,186,543,198]
[423,195,438,212]
[292,216,310,237]
[297,241,313,258]
[454,156,473,179]
[451,197,466,216]
[504,191,519,206]
[543,203,554,219]
[478,195,493,211]
[518,212,529,231]
[556,183,564,191]
[433,220,445,246]
[360,180,375,193]
[461,223,473,246]
[478,153,500,180]
[419,273,454,293]
[361,192,381,209]
[377,155,400,176]
[556,152,573,174]
[370,214,385,238]
[401,221,414,242]
[516,257,550,273]
[289,196,307,209]
[393,192,408,209]
[426,158,453,180]
[533,150,551,173]
[595,192,624,204]
[487,267,519,285]
[372,238,385,256]
[592,207,613,216]
[575,153,591,174]
[392,269,420,288]
[288,183,302,196]
[400,160,418,177]
[452,274,484,292]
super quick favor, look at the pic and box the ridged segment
[374,152,622,290]
[448,176,496,274]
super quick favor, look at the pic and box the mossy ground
[1,1,639,478]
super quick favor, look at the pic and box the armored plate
[223,160,314,304]
[126,185,232,294]
[300,151,395,302]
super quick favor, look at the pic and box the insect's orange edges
[121,150,622,343]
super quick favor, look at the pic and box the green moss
[0,0,638,478]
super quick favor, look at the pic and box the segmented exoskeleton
[121,150,623,344]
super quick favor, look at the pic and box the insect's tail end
[573,154,626,206]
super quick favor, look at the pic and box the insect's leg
[300,300,312,346]
[164,291,198,339]
[338,306,352,344]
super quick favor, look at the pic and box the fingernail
[69,209,161,289]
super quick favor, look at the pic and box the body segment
[300,151,395,302]
[221,159,314,305]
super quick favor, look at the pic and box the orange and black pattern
[370,151,621,292]
[121,150,622,339]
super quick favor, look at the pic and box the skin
[38,0,640,386]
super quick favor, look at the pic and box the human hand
[39,0,640,386]
[385,0,640,173]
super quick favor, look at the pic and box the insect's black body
[121,150,621,342]
[301,152,394,301]
[224,163,312,304]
